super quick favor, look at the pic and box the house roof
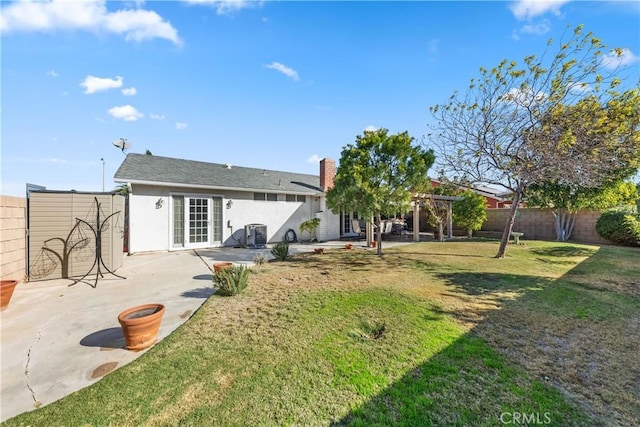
[114,153,322,194]
[430,178,509,201]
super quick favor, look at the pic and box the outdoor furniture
[351,219,365,241]
[510,231,524,245]
[382,221,393,236]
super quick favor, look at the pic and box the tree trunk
[553,209,577,242]
[376,214,383,256]
[438,222,444,242]
[495,185,523,258]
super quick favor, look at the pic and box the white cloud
[0,0,182,45]
[519,20,551,35]
[265,62,299,81]
[81,75,123,94]
[306,154,321,164]
[122,87,137,96]
[108,105,144,121]
[510,0,569,20]
[149,113,165,120]
[182,0,260,16]
[364,125,378,132]
[176,122,188,130]
[569,82,592,94]
[47,69,59,77]
[601,48,639,71]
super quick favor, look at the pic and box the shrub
[453,190,487,237]
[253,253,267,269]
[299,218,321,242]
[270,241,290,261]
[595,207,640,247]
[212,266,249,296]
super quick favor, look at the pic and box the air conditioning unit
[245,224,267,248]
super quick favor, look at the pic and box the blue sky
[1,0,639,196]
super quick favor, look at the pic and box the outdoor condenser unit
[245,224,267,248]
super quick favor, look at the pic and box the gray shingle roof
[114,153,322,194]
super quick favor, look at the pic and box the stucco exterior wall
[0,196,26,282]
[128,188,172,253]
[128,184,340,253]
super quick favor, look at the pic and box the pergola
[363,193,463,244]
[410,194,463,241]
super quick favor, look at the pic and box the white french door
[187,197,210,247]
[172,196,223,249]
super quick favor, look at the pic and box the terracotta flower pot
[213,262,233,273]
[1,280,19,311]
[371,241,378,248]
[345,243,353,250]
[314,248,324,255]
[118,303,165,351]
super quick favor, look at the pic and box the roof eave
[114,178,324,196]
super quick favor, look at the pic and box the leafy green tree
[453,191,488,238]
[429,24,640,258]
[114,183,129,195]
[527,180,639,241]
[326,128,435,255]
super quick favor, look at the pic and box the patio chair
[351,219,365,241]
[382,221,393,236]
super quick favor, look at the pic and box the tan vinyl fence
[28,192,125,281]
[481,208,609,244]
[0,196,27,282]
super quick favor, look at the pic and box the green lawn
[4,240,639,426]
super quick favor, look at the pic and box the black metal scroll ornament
[70,197,126,288]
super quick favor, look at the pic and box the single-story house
[114,154,343,254]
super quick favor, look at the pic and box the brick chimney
[319,158,336,192]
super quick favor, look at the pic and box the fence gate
[27,192,125,281]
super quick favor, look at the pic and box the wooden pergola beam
[411,193,463,241]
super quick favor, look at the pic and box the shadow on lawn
[332,246,640,426]
[331,330,588,426]
[529,246,597,258]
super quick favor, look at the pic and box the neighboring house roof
[114,153,323,194]
[430,179,510,202]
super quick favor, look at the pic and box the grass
[4,240,639,426]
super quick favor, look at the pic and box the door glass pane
[189,198,209,244]
[212,198,222,241]
[342,212,351,234]
[173,196,184,246]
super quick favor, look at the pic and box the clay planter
[213,262,233,273]
[1,280,18,310]
[314,248,324,255]
[118,303,165,351]
[345,243,354,250]
[371,241,378,248]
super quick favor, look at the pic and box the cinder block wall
[0,196,27,281]
[483,208,609,244]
